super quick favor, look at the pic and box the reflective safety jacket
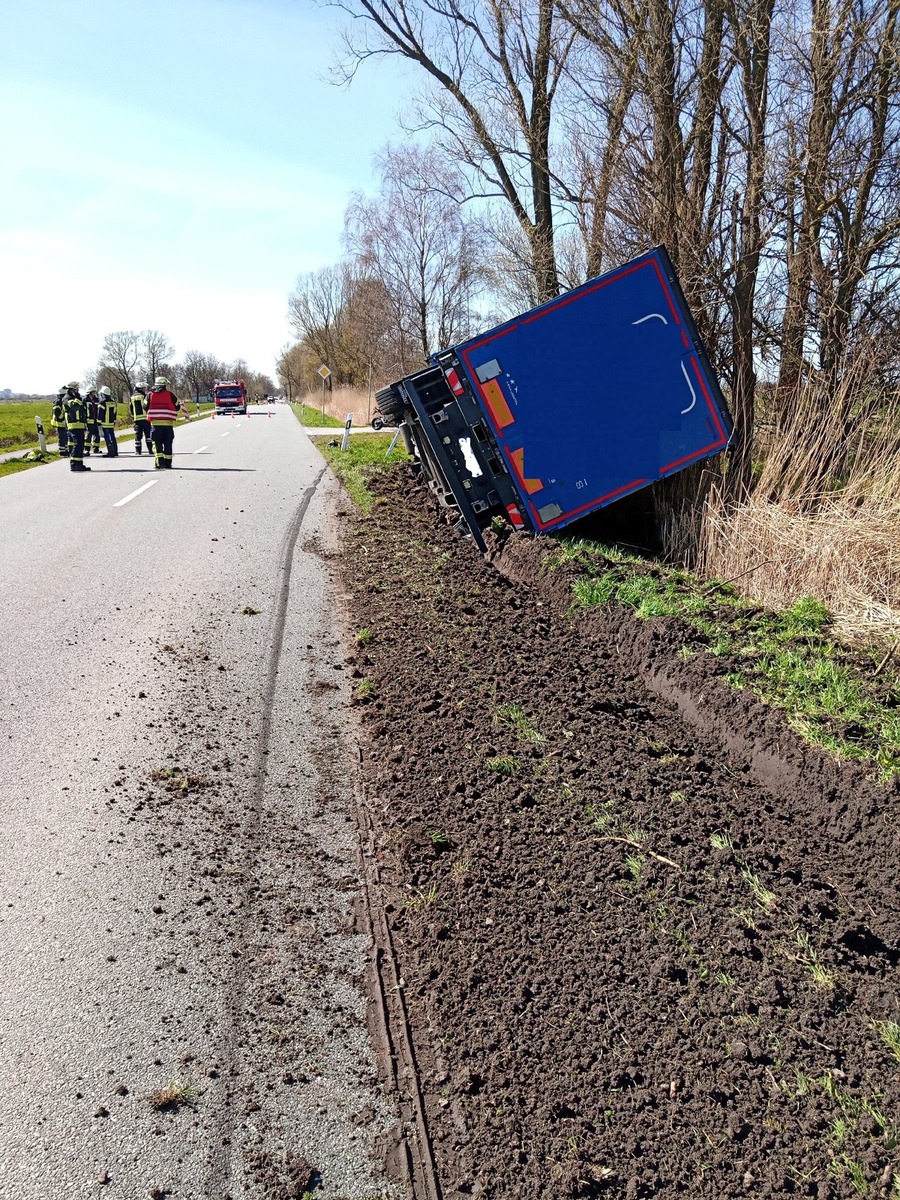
[97,396,118,428]
[63,392,87,430]
[147,387,184,427]
[85,393,100,424]
[51,394,66,428]
[130,392,148,420]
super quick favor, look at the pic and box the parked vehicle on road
[373,246,732,551]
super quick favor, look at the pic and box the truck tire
[374,385,405,425]
[371,416,384,431]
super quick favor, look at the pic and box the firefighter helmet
[99,385,112,396]
[154,376,168,388]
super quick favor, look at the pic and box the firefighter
[98,385,119,457]
[147,376,190,468]
[84,386,101,456]
[63,381,90,472]
[130,384,153,455]
[51,386,69,457]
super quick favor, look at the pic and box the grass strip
[290,402,344,428]
[315,431,409,513]
[554,536,900,777]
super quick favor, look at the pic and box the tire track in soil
[348,756,442,1200]
[339,472,900,1200]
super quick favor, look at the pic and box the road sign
[317,365,331,380]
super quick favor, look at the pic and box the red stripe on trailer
[506,503,525,528]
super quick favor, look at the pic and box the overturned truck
[375,246,733,552]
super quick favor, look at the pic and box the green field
[0,401,56,450]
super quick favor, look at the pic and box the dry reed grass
[699,361,900,646]
[300,385,377,424]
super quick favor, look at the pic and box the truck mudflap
[384,246,732,547]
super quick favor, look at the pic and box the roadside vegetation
[697,370,900,646]
[313,430,409,513]
[290,402,343,428]
[0,450,60,479]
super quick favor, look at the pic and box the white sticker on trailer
[458,436,483,478]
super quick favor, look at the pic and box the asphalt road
[0,408,397,1198]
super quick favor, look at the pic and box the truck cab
[213,380,248,415]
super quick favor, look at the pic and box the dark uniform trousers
[97,399,119,456]
[52,399,69,456]
[135,419,152,453]
[68,429,86,467]
[152,425,175,467]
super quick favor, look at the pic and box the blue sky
[0,0,411,391]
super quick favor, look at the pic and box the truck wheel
[374,385,405,424]
[371,416,384,431]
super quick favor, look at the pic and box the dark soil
[342,472,900,1200]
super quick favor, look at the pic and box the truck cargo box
[377,246,732,551]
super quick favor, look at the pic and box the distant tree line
[87,330,275,402]
[281,0,900,501]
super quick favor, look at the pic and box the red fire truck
[213,379,248,415]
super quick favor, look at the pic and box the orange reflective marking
[481,378,514,429]
[510,448,543,494]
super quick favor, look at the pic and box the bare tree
[331,0,577,303]
[182,350,225,402]
[721,0,776,497]
[344,275,409,386]
[99,330,141,394]
[345,143,485,363]
[140,330,176,385]
[288,265,364,384]
[277,344,306,402]
[777,0,900,406]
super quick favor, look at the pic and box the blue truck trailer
[375,246,732,552]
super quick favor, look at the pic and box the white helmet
[154,376,168,388]
[99,385,112,396]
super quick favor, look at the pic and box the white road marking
[113,481,157,508]
[221,432,230,438]
[194,446,208,454]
